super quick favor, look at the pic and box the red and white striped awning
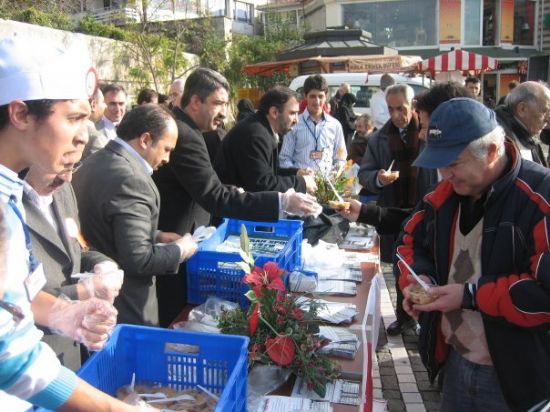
[417,49,498,74]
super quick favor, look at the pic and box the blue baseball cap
[413,98,498,169]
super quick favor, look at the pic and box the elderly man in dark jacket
[495,80,550,167]
[215,87,317,194]
[358,83,436,335]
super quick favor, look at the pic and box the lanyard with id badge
[306,117,325,160]
[8,196,46,301]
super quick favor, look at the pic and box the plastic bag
[247,364,293,412]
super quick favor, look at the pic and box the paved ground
[372,262,442,412]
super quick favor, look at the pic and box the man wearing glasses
[23,157,122,370]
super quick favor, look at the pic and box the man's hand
[302,174,318,194]
[338,199,361,222]
[402,274,434,320]
[77,261,123,303]
[281,188,322,217]
[297,168,314,177]
[48,297,118,351]
[413,284,464,314]
[156,231,182,243]
[377,169,395,186]
[174,233,198,262]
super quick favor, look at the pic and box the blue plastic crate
[187,219,303,307]
[39,325,249,412]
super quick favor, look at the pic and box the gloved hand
[281,188,322,218]
[79,261,124,303]
[174,233,198,262]
[48,296,117,351]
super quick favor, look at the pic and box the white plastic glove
[281,188,323,218]
[48,296,117,351]
[79,261,124,303]
[174,233,198,262]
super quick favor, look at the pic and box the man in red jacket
[396,98,550,411]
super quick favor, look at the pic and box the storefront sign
[500,0,514,45]
[439,0,461,45]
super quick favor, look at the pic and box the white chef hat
[0,37,98,106]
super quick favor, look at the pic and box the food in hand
[328,200,351,211]
[408,284,435,305]
[385,171,400,182]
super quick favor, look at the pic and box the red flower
[265,334,295,366]
[293,308,304,320]
[263,262,283,281]
[249,304,259,336]
[243,266,263,286]
[267,277,286,294]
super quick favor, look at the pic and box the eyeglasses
[61,161,83,175]
[0,300,25,331]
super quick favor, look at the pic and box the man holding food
[358,83,432,335]
[395,98,550,411]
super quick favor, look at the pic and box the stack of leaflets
[255,396,332,412]
[216,235,288,257]
[291,378,362,406]
[315,267,362,283]
[314,280,357,296]
[296,297,358,324]
[318,326,360,359]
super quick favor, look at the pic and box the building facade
[260,0,550,102]
[74,0,261,35]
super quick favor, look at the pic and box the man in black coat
[495,80,550,167]
[153,68,320,326]
[214,86,317,194]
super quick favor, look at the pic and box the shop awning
[243,54,422,77]
[417,49,498,74]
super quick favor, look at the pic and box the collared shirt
[0,163,76,410]
[22,183,57,233]
[279,108,346,176]
[114,137,153,175]
[101,116,118,140]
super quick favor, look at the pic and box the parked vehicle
[289,73,430,114]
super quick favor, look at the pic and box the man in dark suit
[74,105,197,325]
[153,68,321,326]
[214,86,317,194]
[24,165,121,370]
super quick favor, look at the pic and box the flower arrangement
[315,159,356,204]
[217,226,339,397]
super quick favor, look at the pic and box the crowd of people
[0,34,549,412]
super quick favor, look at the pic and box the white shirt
[370,89,390,130]
[279,108,346,177]
[101,116,118,140]
[114,137,153,175]
[22,183,57,233]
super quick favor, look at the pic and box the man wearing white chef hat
[0,37,145,411]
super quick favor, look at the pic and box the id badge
[24,263,46,301]
[310,150,323,160]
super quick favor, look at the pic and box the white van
[289,73,430,114]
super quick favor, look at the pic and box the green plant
[218,225,339,397]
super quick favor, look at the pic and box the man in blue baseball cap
[395,98,550,411]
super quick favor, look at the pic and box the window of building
[514,0,535,45]
[342,0,437,47]
[482,0,497,45]
[235,1,252,22]
[464,0,482,45]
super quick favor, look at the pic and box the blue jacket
[395,143,550,411]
